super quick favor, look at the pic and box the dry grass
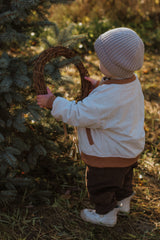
[0,171,159,240]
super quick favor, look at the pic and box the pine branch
[0,76,13,93]
[0,133,5,143]
[12,137,30,152]
[41,38,52,48]
[0,10,18,24]
[0,28,28,45]
[11,0,41,11]
[13,112,27,133]
[50,22,59,38]
[4,151,18,168]
[0,119,5,128]
[4,93,13,104]
[0,54,10,69]
[5,147,21,156]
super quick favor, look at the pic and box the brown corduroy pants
[85,163,137,214]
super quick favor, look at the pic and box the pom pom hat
[94,27,144,78]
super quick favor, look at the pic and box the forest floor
[0,53,160,240]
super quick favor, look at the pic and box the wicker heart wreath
[33,46,92,101]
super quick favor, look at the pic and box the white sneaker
[80,208,119,227]
[117,193,134,214]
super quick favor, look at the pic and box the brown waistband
[81,152,139,168]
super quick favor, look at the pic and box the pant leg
[85,164,137,214]
[115,162,137,201]
[85,166,117,214]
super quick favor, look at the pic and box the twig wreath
[33,46,92,101]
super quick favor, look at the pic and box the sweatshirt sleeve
[50,90,105,128]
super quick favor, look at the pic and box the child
[37,27,145,227]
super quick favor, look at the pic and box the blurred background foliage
[49,0,160,53]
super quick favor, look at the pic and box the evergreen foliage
[0,0,82,205]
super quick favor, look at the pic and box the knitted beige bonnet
[94,27,144,78]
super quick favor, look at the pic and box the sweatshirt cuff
[46,95,56,109]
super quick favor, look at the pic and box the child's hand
[85,76,99,87]
[37,87,55,109]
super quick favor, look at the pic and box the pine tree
[0,0,84,205]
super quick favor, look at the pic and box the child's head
[94,27,144,79]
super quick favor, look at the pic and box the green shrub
[75,17,160,54]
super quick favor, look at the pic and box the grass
[0,172,159,240]
[0,53,160,240]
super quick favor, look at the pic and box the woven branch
[33,46,92,100]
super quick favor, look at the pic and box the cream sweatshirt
[51,75,145,167]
